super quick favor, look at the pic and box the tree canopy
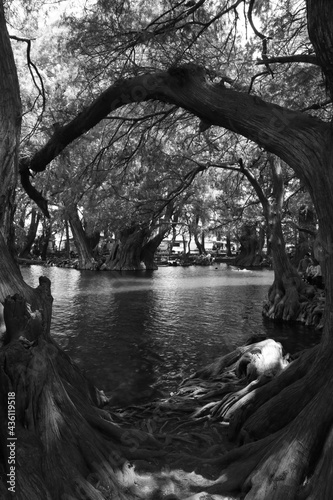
[3,0,333,499]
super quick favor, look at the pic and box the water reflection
[21,264,321,405]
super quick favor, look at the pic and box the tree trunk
[0,2,21,250]
[141,228,170,270]
[293,202,317,265]
[169,228,177,257]
[263,158,314,322]
[234,224,262,267]
[189,144,333,499]
[83,218,100,256]
[226,233,232,257]
[264,208,309,321]
[64,219,70,258]
[194,232,205,255]
[0,1,26,336]
[18,207,40,258]
[193,217,205,255]
[1,280,162,499]
[182,235,187,254]
[66,203,97,270]
[3,2,333,498]
[40,218,51,261]
[102,225,148,271]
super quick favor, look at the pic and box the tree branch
[256,54,319,66]
[293,223,317,237]
[248,0,273,77]
[300,99,332,112]
[20,64,328,214]
[238,158,269,212]
[10,35,46,114]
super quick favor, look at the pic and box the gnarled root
[228,347,317,440]
[0,290,161,499]
[195,367,333,499]
[264,276,324,327]
[185,339,289,425]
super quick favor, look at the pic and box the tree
[0,5,161,499]
[3,0,333,498]
[16,206,40,258]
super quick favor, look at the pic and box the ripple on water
[21,264,321,405]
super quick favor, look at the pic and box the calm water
[21,264,321,405]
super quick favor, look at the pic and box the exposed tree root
[2,281,330,500]
[298,422,333,499]
[228,346,316,439]
[153,341,332,499]
[263,276,324,328]
[200,367,333,499]
[0,287,163,499]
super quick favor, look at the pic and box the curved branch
[248,70,269,94]
[247,0,270,41]
[20,166,49,217]
[10,35,46,112]
[238,158,269,213]
[20,64,328,213]
[248,0,273,77]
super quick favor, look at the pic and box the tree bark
[1,283,161,499]
[20,64,328,219]
[226,233,232,257]
[18,207,40,258]
[83,217,100,256]
[40,218,51,261]
[4,1,333,498]
[0,2,21,249]
[262,158,310,321]
[102,225,148,271]
[293,203,316,265]
[238,156,310,321]
[193,216,205,255]
[141,227,170,270]
[66,203,97,270]
[234,224,262,267]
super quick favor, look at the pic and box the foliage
[8,0,328,250]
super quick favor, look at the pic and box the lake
[21,264,321,406]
